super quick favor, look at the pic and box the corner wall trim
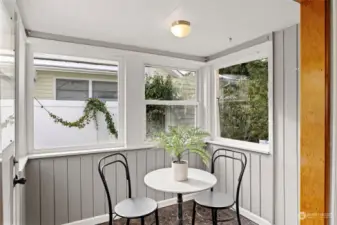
[26,30,274,63]
[233,207,271,225]
[62,193,271,225]
[206,33,272,62]
[27,30,207,62]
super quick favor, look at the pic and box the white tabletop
[144,168,217,194]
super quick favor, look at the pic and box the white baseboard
[232,206,272,225]
[62,214,109,225]
[62,194,197,225]
[63,193,270,225]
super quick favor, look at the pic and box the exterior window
[92,81,117,101]
[56,79,89,101]
[55,79,117,101]
[145,66,197,138]
[146,105,196,137]
[217,58,269,144]
[34,60,120,150]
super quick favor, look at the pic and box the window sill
[28,144,156,159]
[206,138,270,155]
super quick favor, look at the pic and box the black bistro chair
[98,153,159,225]
[191,149,247,225]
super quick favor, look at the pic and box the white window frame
[144,65,200,141]
[53,77,118,100]
[27,39,205,156]
[207,41,273,154]
[30,56,125,154]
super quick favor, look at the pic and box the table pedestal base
[176,193,183,225]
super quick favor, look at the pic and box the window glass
[145,66,196,100]
[34,64,119,150]
[218,59,268,144]
[92,81,117,101]
[145,66,197,139]
[146,105,196,138]
[0,3,15,152]
[56,79,89,101]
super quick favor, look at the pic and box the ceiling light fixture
[171,20,191,38]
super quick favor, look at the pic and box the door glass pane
[0,3,15,152]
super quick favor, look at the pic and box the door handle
[13,175,26,187]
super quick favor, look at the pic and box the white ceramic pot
[172,160,188,181]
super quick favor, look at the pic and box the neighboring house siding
[35,70,117,99]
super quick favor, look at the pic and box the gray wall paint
[25,148,205,225]
[273,24,299,225]
[0,164,25,225]
[209,145,274,223]
[209,24,299,225]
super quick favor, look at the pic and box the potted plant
[154,126,210,181]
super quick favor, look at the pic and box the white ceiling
[18,0,299,57]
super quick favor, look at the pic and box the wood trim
[300,0,331,224]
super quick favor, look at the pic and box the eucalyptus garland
[43,98,118,138]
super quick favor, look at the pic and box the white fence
[34,100,118,149]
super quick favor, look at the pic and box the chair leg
[126,219,130,225]
[141,217,145,225]
[155,209,159,225]
[236,203,241,225]
[212,209,217,225]
[211,209,215,224]
[109,213,113,225]
[191,201,196,225]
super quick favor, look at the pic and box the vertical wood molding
[300,0,331,224]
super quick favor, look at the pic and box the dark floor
[102,201,257,225]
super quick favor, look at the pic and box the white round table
[144,168,217,225]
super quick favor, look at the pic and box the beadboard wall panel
[210,146,273,222]
[24,148,204,225]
